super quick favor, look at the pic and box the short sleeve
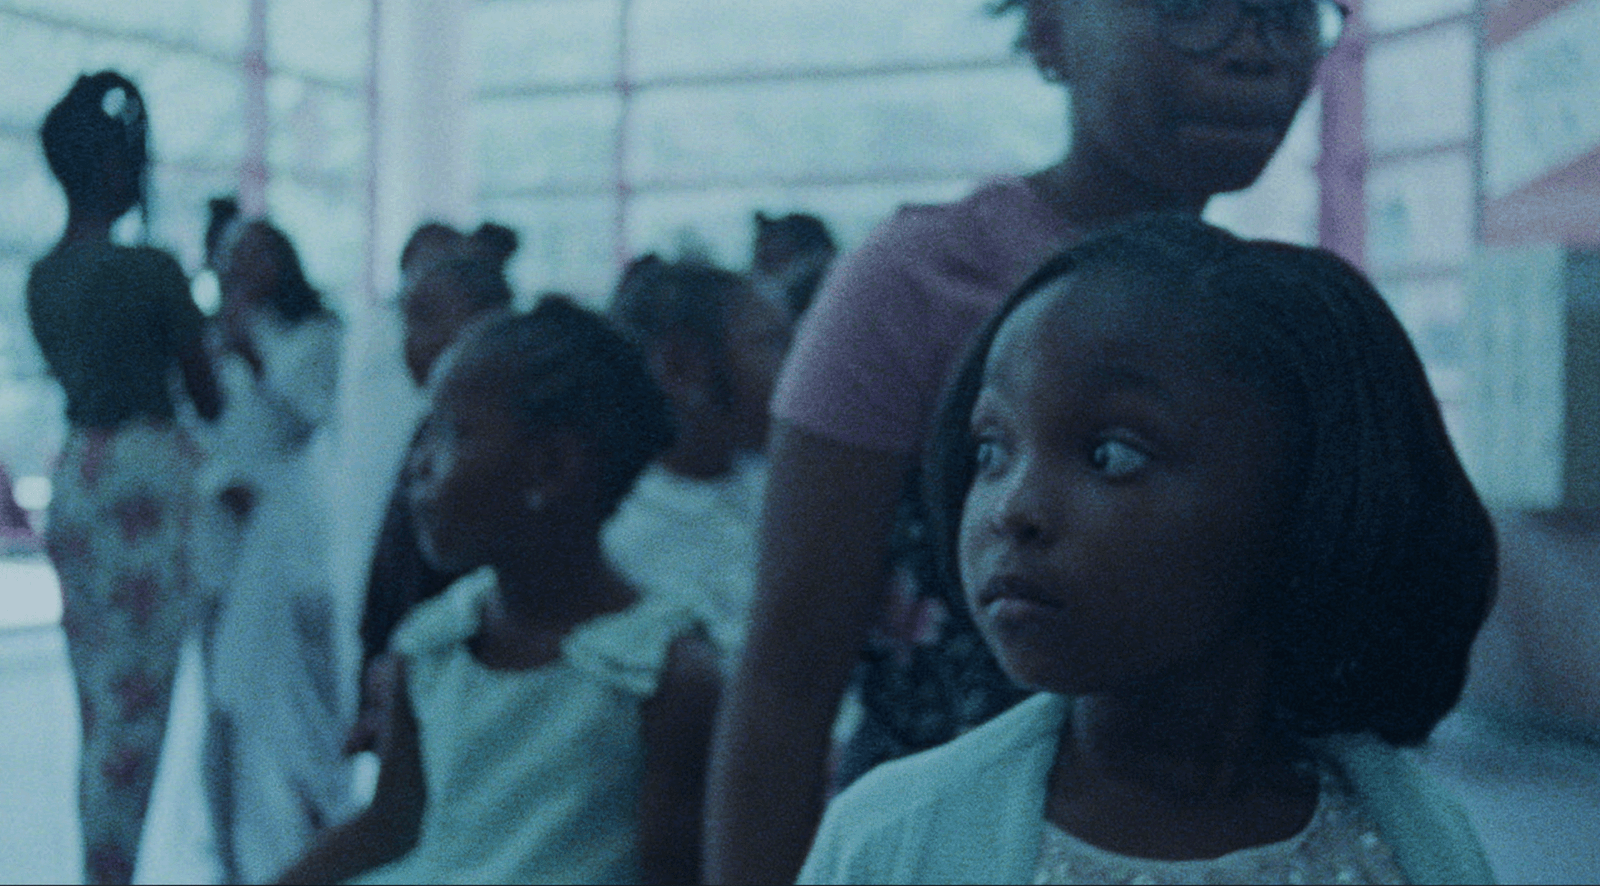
[771,209,950,455]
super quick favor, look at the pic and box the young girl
[280,297,719,885]
[202,218,351,883]
[799,215,1497,884]
[709,4,1343,878]
[604,255,791,656]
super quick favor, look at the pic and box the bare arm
[277,656,425,885]
[704,422,909,884]
[638,632,723,885]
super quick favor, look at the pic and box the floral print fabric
[46,422,198,885]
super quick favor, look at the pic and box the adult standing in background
[705,2,1347,882]
[27,71,221,885]
[203,218,348,883]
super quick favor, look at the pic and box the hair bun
[469,222,519,268]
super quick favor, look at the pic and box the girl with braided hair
[802,214,1495,884]
[27,70,221,884]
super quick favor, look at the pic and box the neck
[492,527,635,629]
[1029,146,1210,231]
[60,206,125,248]
[1061,652,1294,803]
[659,411,737,480]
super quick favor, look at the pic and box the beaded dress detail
[1032,767,1409,885]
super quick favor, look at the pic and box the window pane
[626,69,1062,187]
[1484,0,1600,199]
[269,0,369,88]
[0,0,247,57]
[474,94,622,194]
[148,164,244,271]
[268,79,367,184]
[479,195,618,303]
[472,0,619,91]
[631,0,1019,80]
[1365,24,1474,153]
[0,136,65,256]
[1366,152,1474,274]
[1362,0,1473,34]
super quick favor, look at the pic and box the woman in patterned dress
[26,71,221,884]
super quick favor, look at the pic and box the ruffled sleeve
[560,599,699,698]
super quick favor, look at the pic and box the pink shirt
[773,177,1078,454]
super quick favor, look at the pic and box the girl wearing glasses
[706,2,1349,882]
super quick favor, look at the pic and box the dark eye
[1090,439,1149,479]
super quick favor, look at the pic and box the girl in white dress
[281,297,719,885]
[203,219,351,883]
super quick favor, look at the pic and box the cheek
[955,490,992,603]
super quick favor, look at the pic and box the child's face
[402,275,488,387]
[958,268,1297,697]
[721,291,792,452]
[407,349,533,573]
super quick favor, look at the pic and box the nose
[985,457,1057,548]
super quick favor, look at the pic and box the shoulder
[392,568,497,659]
[1320,733,1496,885]
[836,177,1039,286]
[800,693,1062,885]
[561,597,703,698]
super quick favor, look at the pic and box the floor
[3,551,1599,884]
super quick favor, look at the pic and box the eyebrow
[1083,364,1173,400]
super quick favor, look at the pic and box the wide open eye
[1090,438,1150,479]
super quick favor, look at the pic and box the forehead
[980,266,1271,415]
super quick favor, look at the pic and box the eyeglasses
[1148,0,1350,58]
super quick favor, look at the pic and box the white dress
[202,311,356,883]
[602,454,766,657]
[356,569,697,884]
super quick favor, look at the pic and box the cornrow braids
[926,213,1495,747]
[468,296,675,517]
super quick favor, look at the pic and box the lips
[977,575,1063,611]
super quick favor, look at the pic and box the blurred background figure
[749,212,837,320]
[26,70,221,885]
[353,221,519,707]
[201,218,349,883]
[604,254,792,657]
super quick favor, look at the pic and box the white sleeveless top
[356,569,696,885]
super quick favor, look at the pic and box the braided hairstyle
[607,254,755,410]
[466,295,675,518]
[925,213,1496,747]
[40,71,150,222]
